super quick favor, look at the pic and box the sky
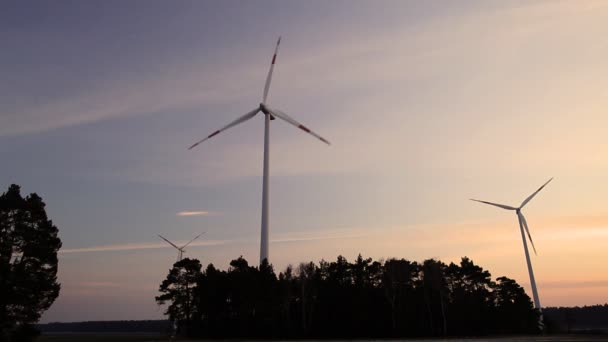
[1,0,608,323]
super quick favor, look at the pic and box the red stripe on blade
[298,125,311,133]
[208,130,220,138]
[271,54,277,64]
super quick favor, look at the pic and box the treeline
[544,304,608,333]
[156,255,540,338]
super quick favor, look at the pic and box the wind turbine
[158,232,205,262]
[157,232,204,338]
[470,178,552,317]
[187,37,331,265]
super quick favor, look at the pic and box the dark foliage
[0,185,62,342]
[154,258,204,337]
[157,254,541,338]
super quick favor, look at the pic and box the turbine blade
[520,178,553,208]
[158,234,180,250]
[267,107,331,145]
[188,108,260,150]
[262,37,281,103]
[181,232,206,249]
[469,199,517,210]
[519,212,537,255]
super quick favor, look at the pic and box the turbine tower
[158,232,205,262]
[188,37,331,265]
[470,178,553,321]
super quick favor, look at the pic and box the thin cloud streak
[59,228,369,255]
[75,281,122,288]
[0,60,259,137]
[541,280,608,290]
[176,210,221,217]
[271,230,368,244]
[60,239,227,254]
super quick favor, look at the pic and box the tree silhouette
[296,262,318,334]
[155,257,202,336]
[421,259,448,336]
[157,254,541,338]
[444,257,494,335]
[492,276,540,333]
[0,184,62,342]
[383,258,418,334]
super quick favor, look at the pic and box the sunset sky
[1,1,607,323]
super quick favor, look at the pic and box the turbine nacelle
[259,103,275,119]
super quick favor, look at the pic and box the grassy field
[38,334,166,342]
[38,335,608,342]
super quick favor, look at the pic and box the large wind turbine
[188,37,331,265]
[158,232,205,262]
[470,178,553,317]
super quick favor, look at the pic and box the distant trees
[157,254,541,338]
[544,304,608,333]
[0,185,62,342]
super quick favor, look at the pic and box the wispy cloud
[271,229,368,244]
[75,281,122,288]
[0,58,259,137]
[541,280,608,290]
[86,0,608,189]
[60,239,227,254]
[176,210,219,217]
[5,1,583,139]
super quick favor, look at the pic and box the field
[37,334,608,342]
[38,333,164,342]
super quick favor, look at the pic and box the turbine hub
[259,103,274,119]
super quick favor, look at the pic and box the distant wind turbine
[187,37,331,265]
[470,178,553,318]
[158,232,205,262]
